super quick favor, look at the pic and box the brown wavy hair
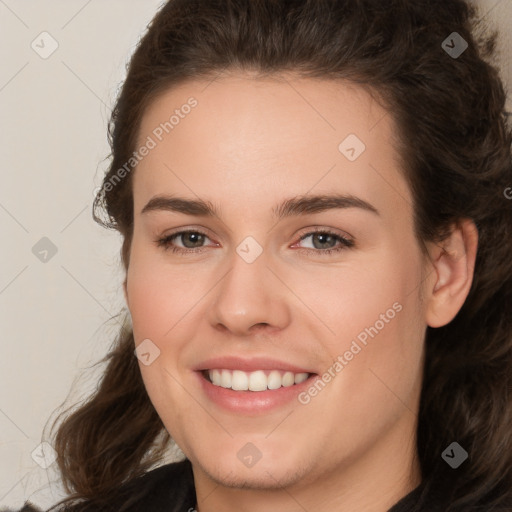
[45,0,512,510]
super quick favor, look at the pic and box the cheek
[303,253,418,350]
[314,251,425,405]
[126,253,198,428]
[126,245,205,340]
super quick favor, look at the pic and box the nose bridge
[208,237,290,334]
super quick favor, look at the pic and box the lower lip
[195,371,318,414]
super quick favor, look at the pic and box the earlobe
[425,219,478,328]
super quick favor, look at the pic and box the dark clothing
[2,458,503,511]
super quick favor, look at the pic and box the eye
[156,227,354,256]
[156,230,214,253]
[294,228,354,256]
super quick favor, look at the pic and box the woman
[15,0,512,510]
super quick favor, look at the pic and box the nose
[207,244,291,337]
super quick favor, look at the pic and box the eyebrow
[141,193,380,219]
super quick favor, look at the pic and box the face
[125,73,429,497]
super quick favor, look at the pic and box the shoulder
[9,459,195,512]
[121,457,194,492]
[115,458,196,512]
[388,476,512,512]
[85,458,196,512]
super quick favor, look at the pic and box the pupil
[314,233,334,249]
[184,232,204,248]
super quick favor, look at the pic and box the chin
[205,462,310,490]
[191,445,315,490]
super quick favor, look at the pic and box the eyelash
[156,228,354,256]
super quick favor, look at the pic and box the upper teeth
[208,369,309,392]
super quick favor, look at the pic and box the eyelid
[159,225,214,240]
[295,225,354,242]
[291,227,354,253]
[156,225,355,257]
[158,225,353,241]
[159,227,217,248]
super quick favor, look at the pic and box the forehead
[137,73,390,156]
[133,73,411,221]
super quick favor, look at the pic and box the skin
[124,72,478,512]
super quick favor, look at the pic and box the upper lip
[194,356,315,374]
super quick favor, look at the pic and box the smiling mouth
[201,368,315,392]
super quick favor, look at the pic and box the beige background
[0,0,510,509]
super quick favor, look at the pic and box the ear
[424,219,478,328]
